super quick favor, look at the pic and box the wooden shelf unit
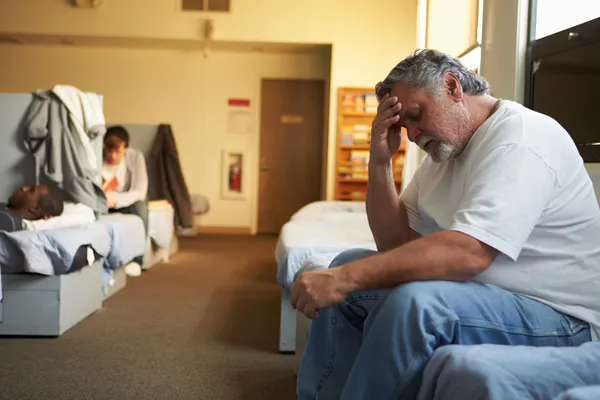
[335,87,406,201]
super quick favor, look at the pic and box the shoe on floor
[124,262,142,277]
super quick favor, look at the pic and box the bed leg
[279,287,296,354]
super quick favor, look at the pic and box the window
[533,0,600,39]
[425,0,483,72]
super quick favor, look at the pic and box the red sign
[228,98,251,107]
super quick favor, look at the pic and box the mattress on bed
[148,201,175,250]
[290,200,366,221]
[97,213,146,269]
[0,222,111,276]
[276,213,376,288]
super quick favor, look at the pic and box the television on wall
[526,17,600,162]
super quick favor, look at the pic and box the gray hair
[375,49,490,100]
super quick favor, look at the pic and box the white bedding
[148,201,175,250]
[23,202,96,231]
[290,200,366,221]
[276,209,376,288]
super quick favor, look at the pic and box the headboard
[0,93,36,201]
[106,123,160,200]
[0,92,104,202]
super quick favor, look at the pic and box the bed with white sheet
[142,200,178,270]
[0,207,148,336]
[0,220,110,336]
[276,200,376,353]
[97,213,147,296]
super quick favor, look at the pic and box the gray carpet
[0,235,297,400]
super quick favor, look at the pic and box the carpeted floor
[0,235,297,400]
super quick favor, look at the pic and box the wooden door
[257,79,326,234]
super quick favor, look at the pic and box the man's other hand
[106,191,117,208]
[290,268,353,319]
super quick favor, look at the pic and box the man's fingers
[303,303,319,319]
[374,114,400,136]
[290,285,299,309]
[377,95,399,114]
[373,101,402,131]
[296,297,307,315]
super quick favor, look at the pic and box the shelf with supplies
[335,87,406,201]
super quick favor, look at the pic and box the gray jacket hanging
[22,90,108,214]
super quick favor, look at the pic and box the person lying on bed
[102,125,148,277]
[291,49,600,400]
[0,185,64,232]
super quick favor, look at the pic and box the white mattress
[148,201,175,250]
[290,200,366,221]
[276,202,376,288]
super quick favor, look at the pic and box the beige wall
[0,0,418,229]
[0,44,329,228]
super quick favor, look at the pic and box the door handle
[260,166,269,172]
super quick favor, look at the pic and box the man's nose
[406,126,420,142]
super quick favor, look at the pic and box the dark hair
[39,190,64,218]
[104,125,130,149]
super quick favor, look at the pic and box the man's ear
[28,204,41,215]
[443,72,463,102]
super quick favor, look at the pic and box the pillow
[23,202,96,231]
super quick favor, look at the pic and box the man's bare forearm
[366,160,409,251]
[340,231,497,292]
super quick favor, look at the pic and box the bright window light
[534,0,600,39]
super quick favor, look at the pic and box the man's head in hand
[375,49,491,163]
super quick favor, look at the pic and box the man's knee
[131,200,148,216]
[328,248,377,269]
[370,281,466,326]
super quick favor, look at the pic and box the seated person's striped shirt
[0,203,25,232]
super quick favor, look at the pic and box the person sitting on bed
[0,185,64,232]
[291,49,600,400]
[102,125,149,277]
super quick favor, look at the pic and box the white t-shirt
[102,160,127,193]
[401,100,600,340]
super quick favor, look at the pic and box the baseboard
[196,226,252,235]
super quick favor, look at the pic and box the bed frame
[0,261,104,336]
[143,233,179,270]
[104,265,127,299]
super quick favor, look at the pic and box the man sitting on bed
[0,185,64,232]
[102,125,149,277]
[291,49,600,400]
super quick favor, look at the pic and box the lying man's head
[8,185,64,220]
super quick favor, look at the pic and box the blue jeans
[297,249,592,400]
[419,342,600,400]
